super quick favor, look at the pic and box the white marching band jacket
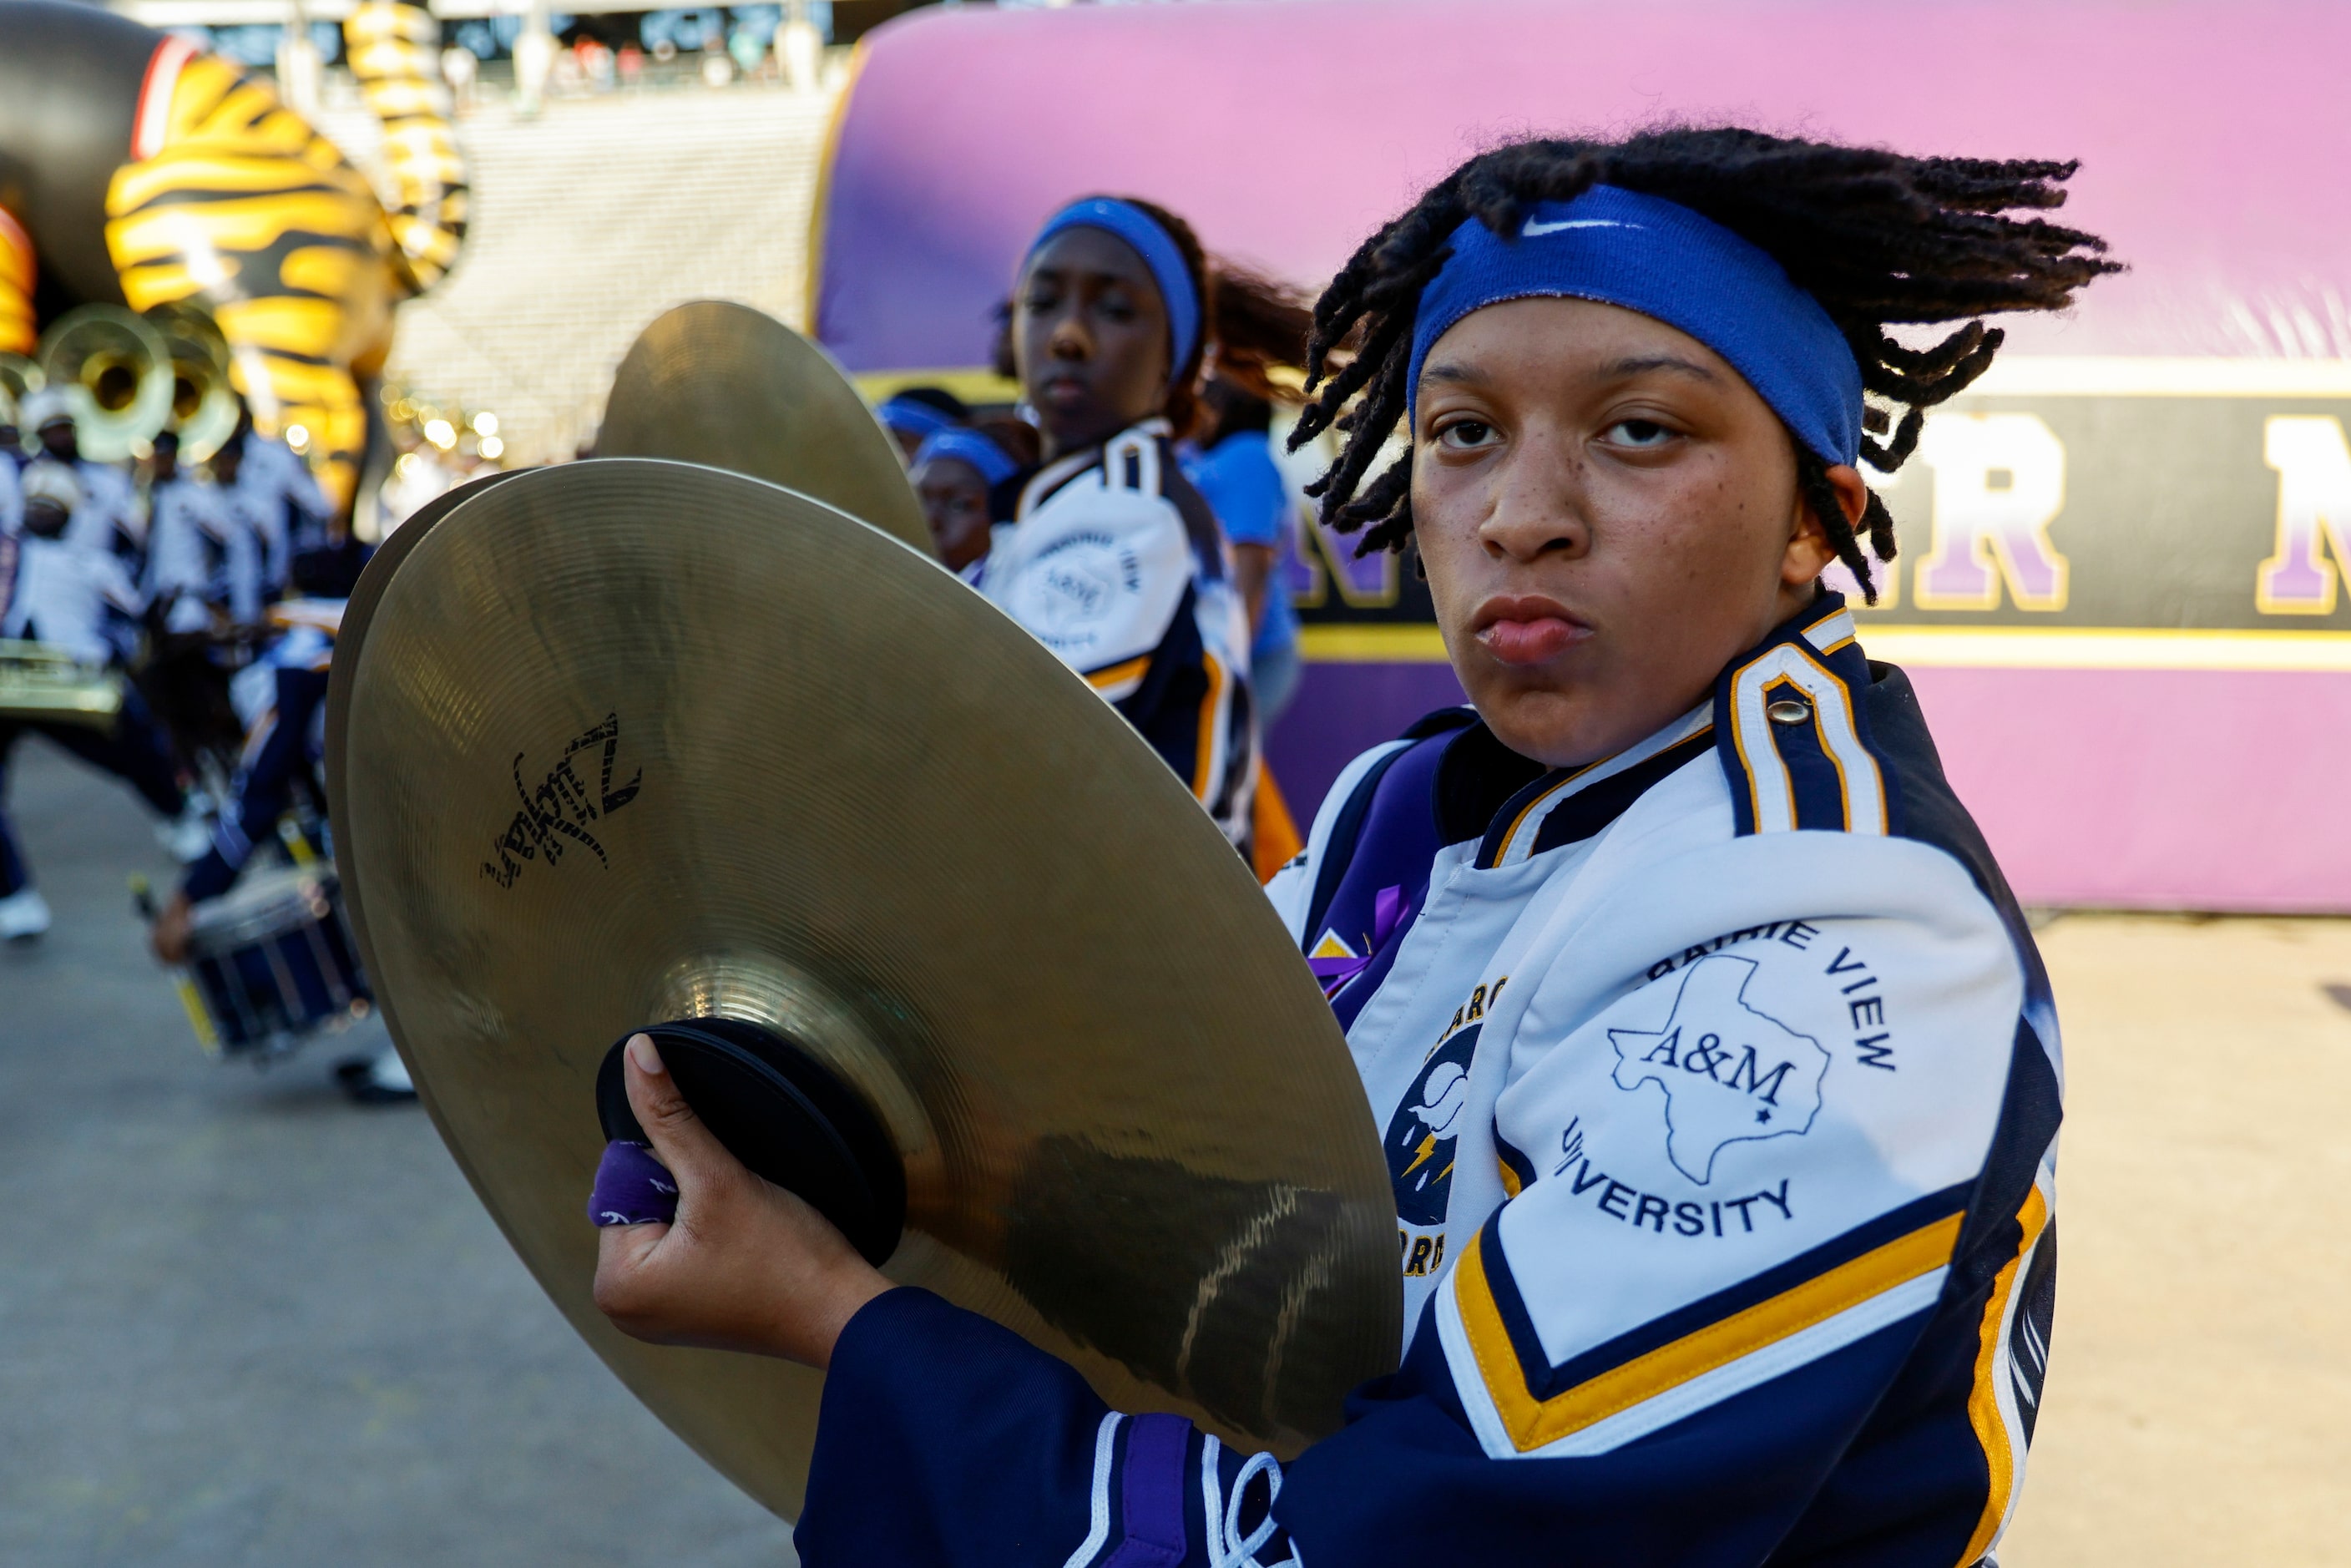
[978,418,1258,851]
[796,592,2062,1567]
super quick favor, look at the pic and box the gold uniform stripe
[1085,655,1150,693]
[1958,1186,2050,1565]
[1191,652,1226,801]
[1458,1211,1964,1452]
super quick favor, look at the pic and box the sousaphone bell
[37,304,174,459]
[147,302,242,461]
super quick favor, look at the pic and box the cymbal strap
[589,1141,676,1227]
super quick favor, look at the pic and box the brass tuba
[146,302,241,461]
[0,352,39,427]
[36,304,173,459]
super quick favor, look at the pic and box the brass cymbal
[595,300,932,556]
[326,460,1398,1520]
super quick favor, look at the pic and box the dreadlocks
[1288,128,2121,599]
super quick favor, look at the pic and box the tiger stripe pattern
[99,6,463,508]
[344,0,468,291]
[0,205,33,357]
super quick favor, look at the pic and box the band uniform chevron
[1454,1206,1962,1453]
[1727,642,1888,834]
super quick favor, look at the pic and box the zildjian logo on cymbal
[481,713,643,888]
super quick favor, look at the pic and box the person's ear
[1784,463,1868,589]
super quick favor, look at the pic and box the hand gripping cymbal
[326,460,1399,1520]
[595,300,933,557]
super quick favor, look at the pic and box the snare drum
[175,866,373,1057]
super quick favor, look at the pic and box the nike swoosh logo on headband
[1522,218,1643,237]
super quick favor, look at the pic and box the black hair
[1010,195,1317,442]
[1201,377,1277,447]
[890,385,970,423]
[1290,127,2121,600]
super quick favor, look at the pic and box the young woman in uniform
[968,195,1312,852]
[589,128,2115,1566]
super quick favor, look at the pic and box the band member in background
[148,599,413,1103]
[21,389,142,568]
[876,386,972,463]
[0,426,18,534]
[971,195,1312,854]
[212,404,331,599]
[1182,379,1305,724]
[0,462,203,940]
[587,129,2115,1565]
[142,430,260,634]
[910,425,1021,579]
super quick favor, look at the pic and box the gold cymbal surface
[330,461,1398,1520]
[595,300,933,556]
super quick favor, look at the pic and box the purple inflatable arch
[814,0,2351,912]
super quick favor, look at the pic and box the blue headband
[877,396,961,442]
[1406,185,1863,467]
[913,427,1019,489]
[1023,197,1201,389]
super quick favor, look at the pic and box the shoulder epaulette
[1712,599,1901,837]
[1101,425,1165,497]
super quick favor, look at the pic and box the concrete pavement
[0,736,795,1566]
[5,726,2347,1565]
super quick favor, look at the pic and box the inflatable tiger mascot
[0,0,466,509]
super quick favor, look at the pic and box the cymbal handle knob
[595,1018,907,1267]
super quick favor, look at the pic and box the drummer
[0,463,201,940]
[149,600,415,1103]
[589,128,2114,1564]
[969,195,1313,853]
[909,425,1020,580]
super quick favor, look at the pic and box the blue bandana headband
[1406,185,1863,467]
[913,427,1019,489]
[1024,197,1201,390]
[877,396,961,443]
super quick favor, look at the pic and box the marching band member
[0,462,200,939]
[910,425,1021,579]
[972,195,1312,853]
[587,128,2117,1566]
[22,389,142,568]
[877,386,972,463]
[148,596,415,1103]
[0,391,22,533]
[212,406,331,600]
[142,431,260,633]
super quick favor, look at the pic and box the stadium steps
[316,87,837,464]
